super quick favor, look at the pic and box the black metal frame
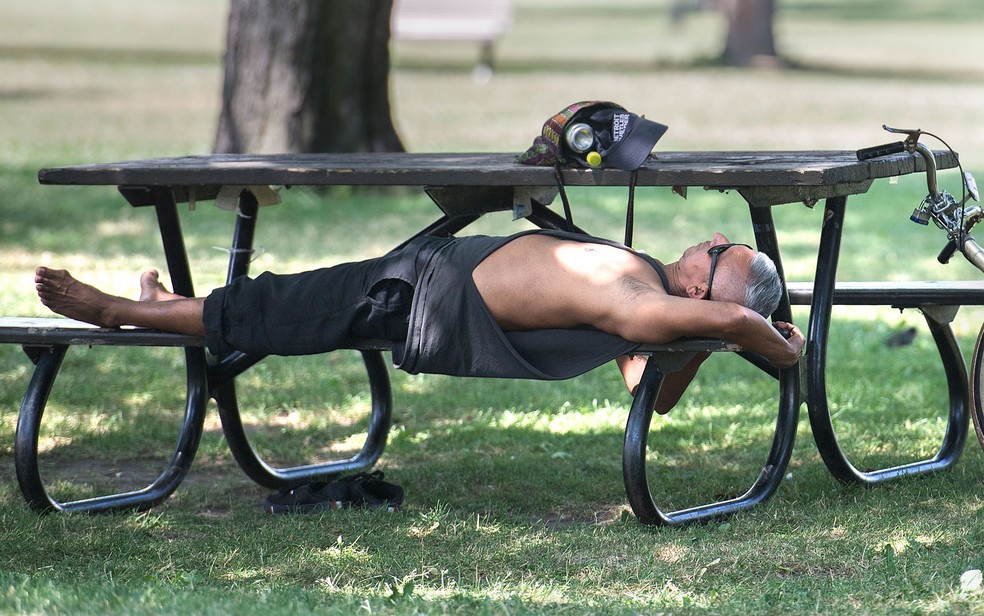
[11,187,211,513]
[197,191,398,489]
[14,344,208,513]
[804,197,968,483]
[972,325,984,450]
[622,356,800,526]
[11,183,972,522]
[198,191,389,486]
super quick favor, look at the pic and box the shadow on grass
[3,343,788,520]
[2,313,974,522]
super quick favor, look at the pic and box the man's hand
[771,320,805,368]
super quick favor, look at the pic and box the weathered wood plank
[0,317,739,355]
[635,338,742,354]
[0,317,205,347]
[38,150,958,194]
[786,281,984,306]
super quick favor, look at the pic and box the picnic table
[9,149,979,525]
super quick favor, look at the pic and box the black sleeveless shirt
[393,229,669,380]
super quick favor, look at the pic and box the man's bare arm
[615,310,803,415]
[613,294,805,369]
[617,352,710,414]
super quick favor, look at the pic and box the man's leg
[35,267,206,336]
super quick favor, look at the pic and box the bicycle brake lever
[882,125,923,151]
[883,124,921,137]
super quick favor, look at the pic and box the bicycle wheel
[972,322,984,450]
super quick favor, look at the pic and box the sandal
[263,471,403,514]
[263,480,350,514]
[350,471,404,512]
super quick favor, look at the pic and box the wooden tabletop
[38,150,955,188]
[38,150,958,208]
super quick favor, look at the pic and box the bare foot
[35,267,131,328]
[139,270,183,302]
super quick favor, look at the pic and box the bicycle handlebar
[939,235,984,269]
[856,141,907,161]
[855,127,942,198]
[858,126,982,275]
[960,235,984,272]
[911,142,941,199]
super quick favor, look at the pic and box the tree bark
[215,0,404,154]
[720,0,782,68]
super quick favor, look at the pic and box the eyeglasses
[705,243,752,301]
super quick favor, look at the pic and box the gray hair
[744,252,783,317]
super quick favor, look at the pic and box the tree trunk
[720,0,781,68]
[215,0,404,154]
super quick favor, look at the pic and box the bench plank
[636,338,741,354]
[787,281,984,307]
[0,317,739,356]
[0,317,205,347]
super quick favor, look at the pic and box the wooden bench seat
[0,317,205,348]
[6,279,980,354]
[786,281,984,307]
[0,316,739,357]
[0,314,741,518]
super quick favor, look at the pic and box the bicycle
[859,125,984,450]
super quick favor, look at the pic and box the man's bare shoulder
[474,233,671,331]
[501,234,665,285]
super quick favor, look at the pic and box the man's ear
[687,283,707,299]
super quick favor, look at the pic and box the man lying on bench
[34,229,805,415]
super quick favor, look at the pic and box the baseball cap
[516,101,669,171]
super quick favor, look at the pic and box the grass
[2,0,984,614]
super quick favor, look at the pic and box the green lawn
[1,1,984,614]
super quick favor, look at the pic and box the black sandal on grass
[263,471,403,514]
[263,480,350,514]
[350,471,404,512]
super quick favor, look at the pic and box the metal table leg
[14,344,209,513]
[152,188,197,298]
[805,197,968,483]
[211,349,393,489]
[972,323,984,450]
[622,354,800,526]
[622,203,803,525]
[210,190,395,489]
[13,187,210,513]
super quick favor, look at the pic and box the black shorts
[202,237,444,357]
